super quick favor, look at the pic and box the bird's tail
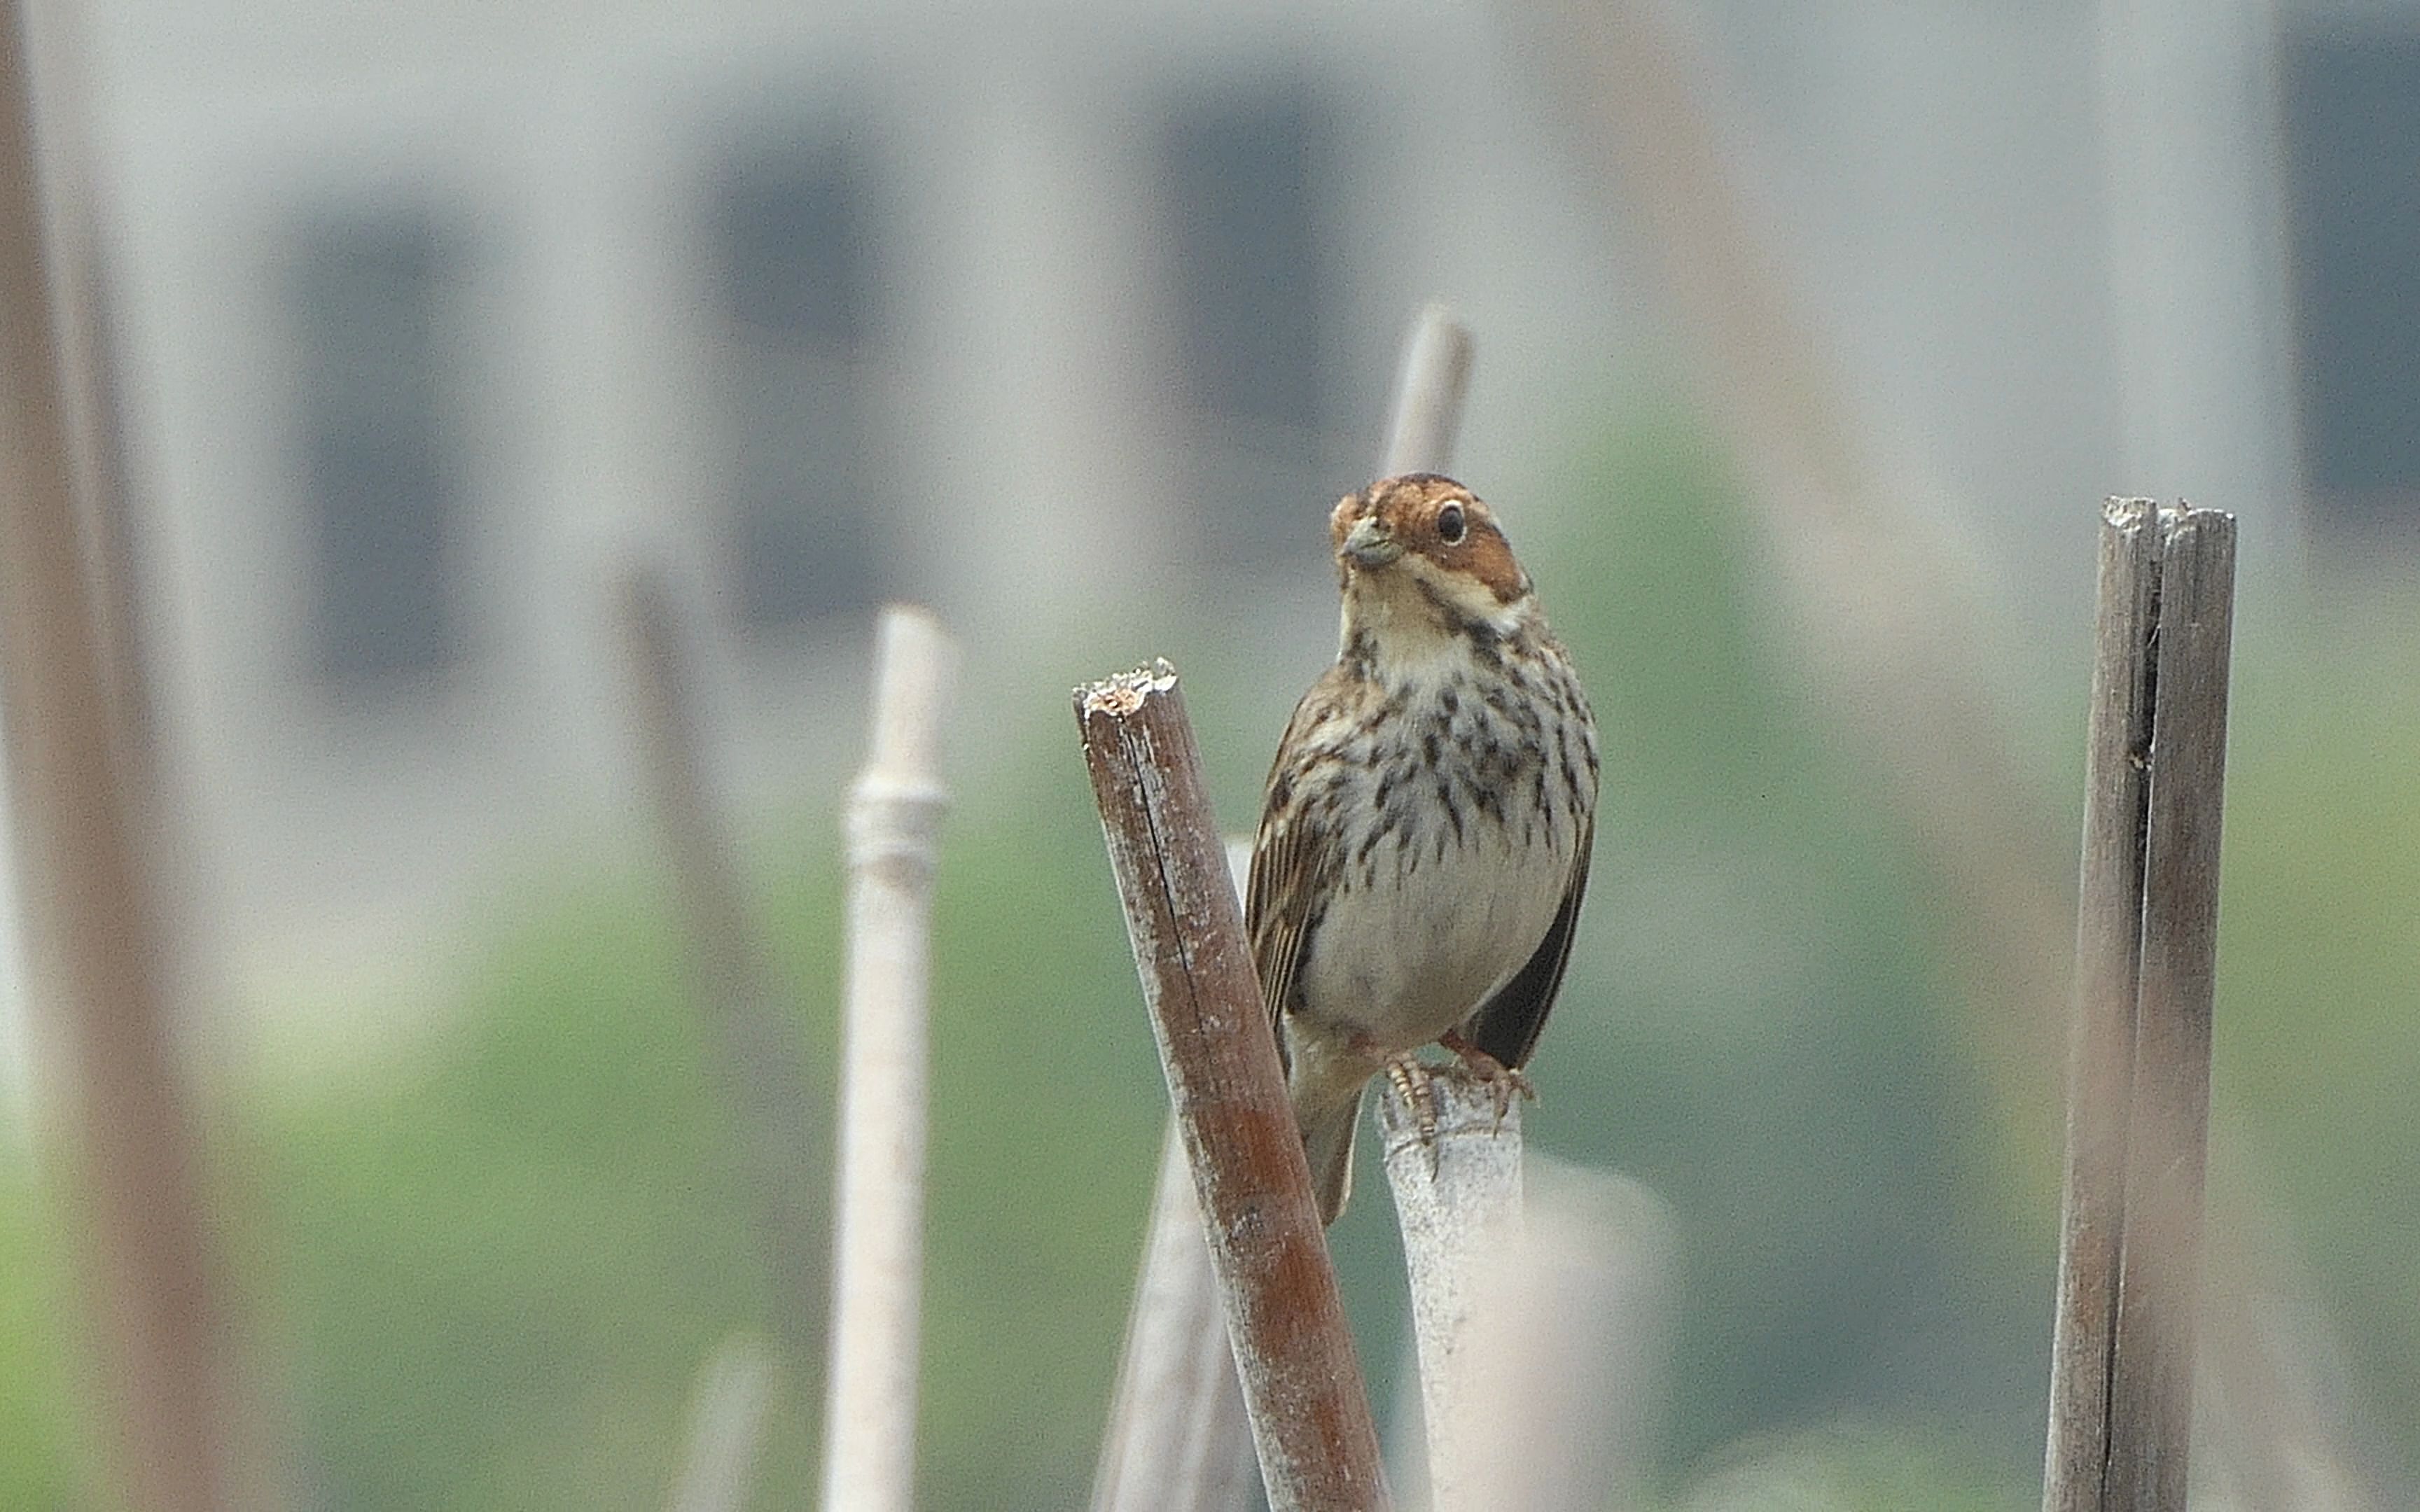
[1298,1091,1363,1225]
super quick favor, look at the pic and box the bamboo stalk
[669,1334,779,1512]
[1089,1125,1258,1512]
[1379,304,1474,479]
[1382,1148,1678,1512]
[819,606,955,1512]
[1093,300,1474,1512]
[1076,663,1391,1512]
[51,211,160,804]
[615,567,828,1366]
[0,7,232,1509]
[1374,1078,1524,1512]
[1458,1161,1674,1512]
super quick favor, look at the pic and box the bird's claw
[1438,1030,1534,1130]
[1382,1037,1535,1177]
[1384,1054,1445,1174]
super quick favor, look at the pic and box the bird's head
[1329,475,1534,647]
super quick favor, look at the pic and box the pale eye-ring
[1435,503,1467,544]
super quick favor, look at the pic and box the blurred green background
[2,406,2415,1510]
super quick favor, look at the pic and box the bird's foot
[1437,1030,1535,1129]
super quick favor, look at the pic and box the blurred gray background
[1,0,2415,1507]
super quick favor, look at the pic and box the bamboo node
[844,791,947,873]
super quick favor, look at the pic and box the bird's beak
[1340,516,1402,569]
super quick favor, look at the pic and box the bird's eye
[1435,503,1467,544]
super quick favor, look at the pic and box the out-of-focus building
[17,0,2413,1054]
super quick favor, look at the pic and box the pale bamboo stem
[1093,299,1474,1512]
[1375,1078,1524,1511]
[1454,1161,1674,1511]
[1090,1125,1259,1512]
[1088,842,1260,1512]
[669,1334,778,1512]
[819,606,955,1512]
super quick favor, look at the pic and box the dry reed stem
[2044,500,2161,1512]
[2046,502,2235,1512]
[2107,505,2234,1510]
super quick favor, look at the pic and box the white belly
[1293,822,1572,1049]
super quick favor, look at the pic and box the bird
[1245,472,1599,1224]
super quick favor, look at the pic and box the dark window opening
[292,211,461,685]
[2285,33,2420,530]
[709,134,890,631]
[1164,85,1341,559]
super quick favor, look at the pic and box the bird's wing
[1462,811,1594,1070]
[1245,701,1337,1038]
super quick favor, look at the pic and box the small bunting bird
[1246,474,1599,1222]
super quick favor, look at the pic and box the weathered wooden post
[1077,664,1392,1512]
[2043,499,2236,1512]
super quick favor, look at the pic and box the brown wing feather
[1462,812,1594,1070]
[1245,692,1339,1038]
